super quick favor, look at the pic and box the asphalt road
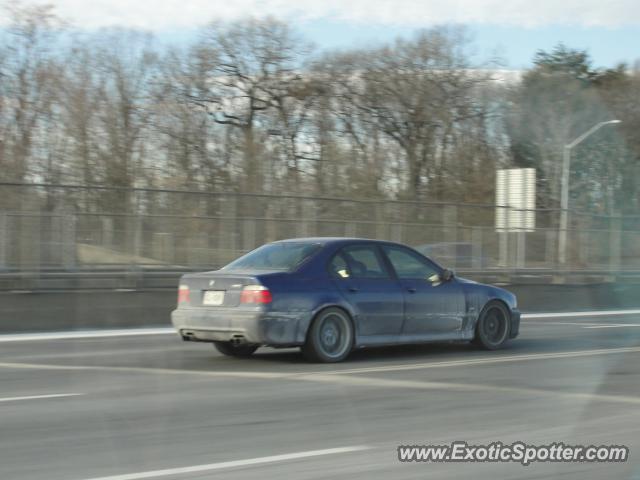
[1,312,640,480]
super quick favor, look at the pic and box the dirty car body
[171,238,520,361]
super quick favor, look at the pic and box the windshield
[222,243,322,271]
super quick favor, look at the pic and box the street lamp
[558,119,621,265]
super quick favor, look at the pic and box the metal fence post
[375,201,387,240]
[187,233,207,267]
[134,215,143,262]
[343,220,357,237]
[443,205,458,242]
[297,199,308,238]
[152,232,175,264]
[498,231,508,267]
[610,215,622,272]
[62,214,77,269]
[230,194,239,251]
[310,200,319,237]
[471,227,483,270]
[390,223,403,243]
[0,213,7,268]
[102,217,114,250]
[243,218,257,251]
[516,230,526,268]
[20,214,41,270]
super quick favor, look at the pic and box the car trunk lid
[179,272,261,308]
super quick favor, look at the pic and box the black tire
[302,307,354,363]
[213,341,258,357]
[473,301,511,350]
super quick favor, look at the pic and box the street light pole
[558,119,621,266]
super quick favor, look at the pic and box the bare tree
[58,43,100,188]
[91,30,158,210]
[506,45,617,210]
[595,66,640,215]
[0,10,634,253]
[0,2,61,187]
[322,27,490,202]
[267,76,326,194]
[188,17,311,194]
[155,46,216,190]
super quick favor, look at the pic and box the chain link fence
[0,183,638,272]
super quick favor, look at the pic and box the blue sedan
[171,238,520,362]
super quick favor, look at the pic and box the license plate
[203,290,225,306]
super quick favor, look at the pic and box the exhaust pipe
[230,335,246,345]
[181,330,196,341]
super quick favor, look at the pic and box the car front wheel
[473,301,511,350]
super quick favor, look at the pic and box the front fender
[459,278,518,339]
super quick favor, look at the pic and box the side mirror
[440,269,455,282]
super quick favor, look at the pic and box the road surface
[1,311,640,479]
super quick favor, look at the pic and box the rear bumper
[509,308,521,339]
[171,307,307,346]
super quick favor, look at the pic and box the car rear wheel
[213,341,258,357]
[473,301,511,350]
[302,308,354,363]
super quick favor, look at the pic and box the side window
[329,253,351,278]
[383,246,440,279]
[329,245,390,279]
[341,245,389,279]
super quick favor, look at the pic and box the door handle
[348,287,359,293]
[407,287,417,293]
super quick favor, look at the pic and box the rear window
[222,243,322,271]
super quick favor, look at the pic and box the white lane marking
[525,321,608,326]
[0,393,83,403]
[0,328,174,343]
[522,309,640,319]
[0,309,638,343]
[314,346,640,376]
[1,346,192,362]
[584,324,640,329]
[302,374,640,406]
[524,321,640,328]
[80,445,372,480]
[0,362,284,379]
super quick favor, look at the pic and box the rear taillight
[240,285,272,304]
[178,284,190,304]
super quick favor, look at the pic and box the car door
[381,245,465,336]
[329,244,404,337]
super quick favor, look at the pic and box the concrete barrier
[1,279,639,333]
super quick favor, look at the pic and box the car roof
[272,237,405,246]
[273,237,392,246]
[271,237,445,271]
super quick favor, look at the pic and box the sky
[8,0,640,68]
